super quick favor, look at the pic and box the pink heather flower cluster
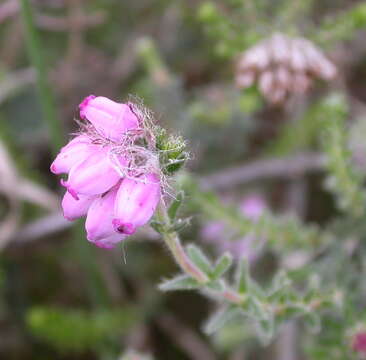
[352,332,366,354]
[50,95,161,249]
[201,194,266,260]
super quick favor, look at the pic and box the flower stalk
[155,202,209,284]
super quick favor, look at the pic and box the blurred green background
[2,0,366,359]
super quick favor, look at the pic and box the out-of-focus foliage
[27,306,139,354]
[2,0,366,359]
[322,94,366,217]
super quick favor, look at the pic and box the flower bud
[79,95,139,142]
[113,173,161,235]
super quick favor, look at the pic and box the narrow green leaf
[235,258,250,294]
[205,279,225,291]
[267,270,292,297]
[254,315,275,345]
[203,307,242,334]
[150,221,166,234]
[187,244,212,274]
[159,275,200,291]
[246,296,268,319]
[278,303,308,319]
[168,191,184,220]
[212,252,233,279]
[170,217,191,233]
[303,312,321,333]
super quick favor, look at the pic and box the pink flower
[62,191,96,221]
[352,332,366,353]
[85,185,126,248]
[50,95,162,249]
[79,95,139,142]
[113,173,161,235]
[50,135,95,175]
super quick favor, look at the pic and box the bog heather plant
[50,94,343,346]
[12,0,366,358]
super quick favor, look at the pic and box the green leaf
[168,191,184,220]
[303,312,321,333]
[205,279,225,291]
[203,307,242,335]
[234,258,250,294]
[27,307,139,353]
[170,217,191,233]
[267,270,292,297]
[158,275,200,291]
[254,315,275,345]
[243,297,275,345]
[150,220,166,234]
[212,252,233,279]
[278,303,308,320]
[187,244,212,274]
[245,296,269,319]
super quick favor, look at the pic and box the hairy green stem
[19,0,63,154]
[156,203,209,284]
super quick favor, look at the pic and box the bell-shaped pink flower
[79,95,139,142]
[50,135,95,175]
[62,191,96,221]
[85,185,125,248]
[113,173,161,235]
[62,149,124,199]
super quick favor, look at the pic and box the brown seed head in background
[236,33,337,104]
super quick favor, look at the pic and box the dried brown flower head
[236,33,337,104]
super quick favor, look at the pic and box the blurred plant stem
[19,0,63,154]
[137,37,171,86]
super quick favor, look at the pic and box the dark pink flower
[352,332,366,353]
[51,96,162,248]
[85,185,127,248]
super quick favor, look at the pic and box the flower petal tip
[79,95,96,118]
[50,162,59,174]
[60,180,80,200]
[93,241,115,249]
[112,219,136,235]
